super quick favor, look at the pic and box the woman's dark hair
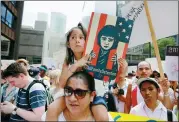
[97,25,119,49]
[65,71,95,92]
[65,23,87,65]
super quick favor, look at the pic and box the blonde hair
[48,70,61,87]
[16,59,29,69]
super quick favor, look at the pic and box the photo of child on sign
[84,12,134,82]
[89,25,119,81]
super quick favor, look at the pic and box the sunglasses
[64,86,91,99]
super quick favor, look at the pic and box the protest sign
[84,12,134,82]
[165,46,179,81]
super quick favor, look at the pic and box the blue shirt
[10,79,46,122]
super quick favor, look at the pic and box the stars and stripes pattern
[84,12,134,82]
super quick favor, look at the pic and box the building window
[6,10,13,28]
[33,57,42,64]
[1,3,14,28]
[1,36,11,56]
[1,4,6,22]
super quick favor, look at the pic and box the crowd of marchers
[1,23,178,121]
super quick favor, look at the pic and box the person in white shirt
[125,61,174,113]
[130,77,178,121]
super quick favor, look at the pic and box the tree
[150,36,176,60]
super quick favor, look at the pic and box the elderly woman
[42,71,112,121]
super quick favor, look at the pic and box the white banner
[165,46,179,81]
[121,1,178,47]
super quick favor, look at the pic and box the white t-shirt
[41,111,113,121]
[24,77,46,92]
[130,101,178,121]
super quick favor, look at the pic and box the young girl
[45,23,108,121]
[46,23,127,121]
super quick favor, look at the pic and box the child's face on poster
[100,35,114,50]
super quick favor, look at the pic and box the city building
[34,20,47,31]
[37,12,48,22]
[1,1,24,59]
[50,12,66,35]
[35,12,48,31]
[18,28,44,64]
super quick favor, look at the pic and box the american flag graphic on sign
[84,12,134,82]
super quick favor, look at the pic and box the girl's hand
[75,54,90,68]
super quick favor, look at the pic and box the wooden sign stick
[144,0,164,79]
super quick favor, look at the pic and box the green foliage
[150,37,176,60]
[143,42,150,54]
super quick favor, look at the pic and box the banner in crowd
[84,12,134,82]
[120,1,178,47]
[165,46,179,81]
[109,112,161,121]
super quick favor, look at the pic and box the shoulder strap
[26,81,37,108]
[26,80,49,110]
[167,109,173,121]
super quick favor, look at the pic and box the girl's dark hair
[65,71,95,92]
[65,23,87,65]
[97,25,119,49]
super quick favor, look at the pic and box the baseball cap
[138,77,160,89]
[28,67,40,77]
[39,65,48,72]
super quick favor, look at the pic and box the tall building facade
[1,1,24,59]
[37,12,48,22]
[34,20,47,31]
[50,12,66,35]
[19,28,44,64]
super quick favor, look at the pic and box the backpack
[103,91,117,112]
[26,80,54,110]
[167,109,173,121]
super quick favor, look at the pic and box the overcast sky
[22,1,95,32]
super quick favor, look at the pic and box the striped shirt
[9,79,46,122]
